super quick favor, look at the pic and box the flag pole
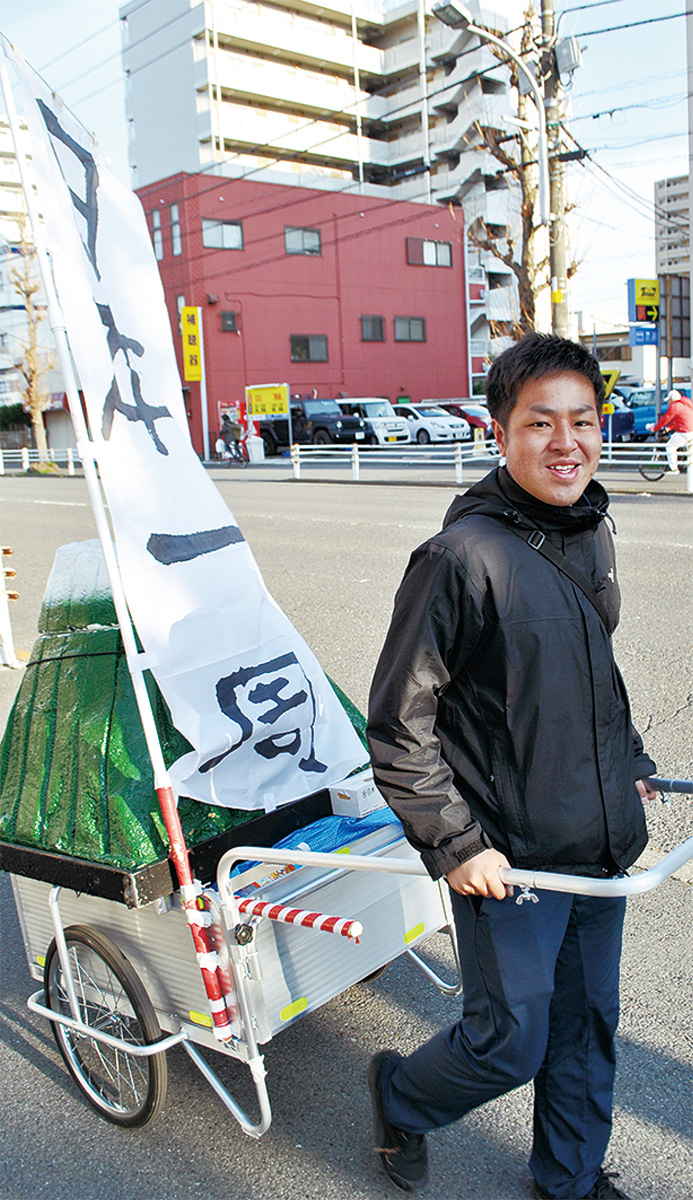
[0,43,235,1040]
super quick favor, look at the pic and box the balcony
[205,5,383,79]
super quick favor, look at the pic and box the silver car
[393,404,470,444]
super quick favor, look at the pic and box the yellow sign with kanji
[245,383,289,417]
[181,306,202,381]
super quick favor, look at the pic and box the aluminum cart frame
[10,778,693,1136]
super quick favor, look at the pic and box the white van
[338,398,411,445]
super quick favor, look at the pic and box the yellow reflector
[280,997,307,1022]
[404,923,425,945]
[37,954,46,968]
[336,846,351,854]
[189,1010,213,1028]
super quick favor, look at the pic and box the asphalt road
[0,473,691,1200]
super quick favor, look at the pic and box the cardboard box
[329,769,386,818]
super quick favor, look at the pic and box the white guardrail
[288,441,693,491]
[2,442,690,492]
[0,447,81,475]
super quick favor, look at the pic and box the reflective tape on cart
[280,997,307,1022]
[404,923,425,944]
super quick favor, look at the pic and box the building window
[285,226,321,256]
[202,218,243,250]
[170,204,182,256]
[406,237,452,267]
[290,335,328,362]
[151,209,163,260]
[394,317,426,342]
[361,315,385,342]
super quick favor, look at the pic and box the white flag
[2,37,366,810]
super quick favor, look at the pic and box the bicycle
[225,438,248,467]
[637,434,690,482]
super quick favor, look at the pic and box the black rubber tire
[313,430,332,445]
[416,429,430,445]
[44,925,167,1128]
[359,962,390,984]
[638,454,666,482]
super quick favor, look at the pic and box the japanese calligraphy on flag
[3,38,366,810]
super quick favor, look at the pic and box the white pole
[197,306,210,462]
[418,0,432,202]
[0,50,170,786]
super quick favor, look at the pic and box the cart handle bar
[218,836,693,899]
[648,777,693,794]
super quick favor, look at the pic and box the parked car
[338,399,411,445]
[613,387,660,442]
[257,397,368,456]
[433,399,494,440]
[393,404,470,444]
[600,394,634,443]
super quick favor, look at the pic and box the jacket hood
[442,465,611,536]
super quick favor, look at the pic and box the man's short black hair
[485,333,605,428]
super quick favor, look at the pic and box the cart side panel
[229,836,446,1039]
[10,874,237,1051]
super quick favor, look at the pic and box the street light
[432,2,550,225]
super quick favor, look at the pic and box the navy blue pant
[381,887,627,1199]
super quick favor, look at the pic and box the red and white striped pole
[237,896,363,943]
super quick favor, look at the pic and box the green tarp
[0,540,368,872]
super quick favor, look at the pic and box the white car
[394,404,470,444]
[339,398,411,445]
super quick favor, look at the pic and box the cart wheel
[359,962,390,984]
[43,925,167,1127]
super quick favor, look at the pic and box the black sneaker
[533,1167,632,1200]
[367,1050,428,1192]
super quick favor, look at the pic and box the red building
[137,173,471,455]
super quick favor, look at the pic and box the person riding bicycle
[646,389,693,474]
[220,413,245,460]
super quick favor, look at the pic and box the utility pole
[541,0,569,337]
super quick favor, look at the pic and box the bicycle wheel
[44,925,167,1127]
[638,449,666,482]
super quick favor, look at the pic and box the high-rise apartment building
[654,175,690,276]
[120,0,530,379]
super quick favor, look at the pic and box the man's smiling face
[491,371,603,507]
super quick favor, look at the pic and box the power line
[577,10,693,37]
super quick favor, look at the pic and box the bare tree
[466,8,549,335]
[9,218,53,457]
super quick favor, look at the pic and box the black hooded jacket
[367,467,653,880]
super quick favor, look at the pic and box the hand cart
[7,778,692,1134]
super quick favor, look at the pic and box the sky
[0,0,688,329]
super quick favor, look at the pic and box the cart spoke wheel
[44,925,167,1127]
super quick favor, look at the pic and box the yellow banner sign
[181,306,202,382]
[245,383,289,417]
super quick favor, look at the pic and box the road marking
[0,498,89,507]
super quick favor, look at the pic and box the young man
[366,334,656,1200]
